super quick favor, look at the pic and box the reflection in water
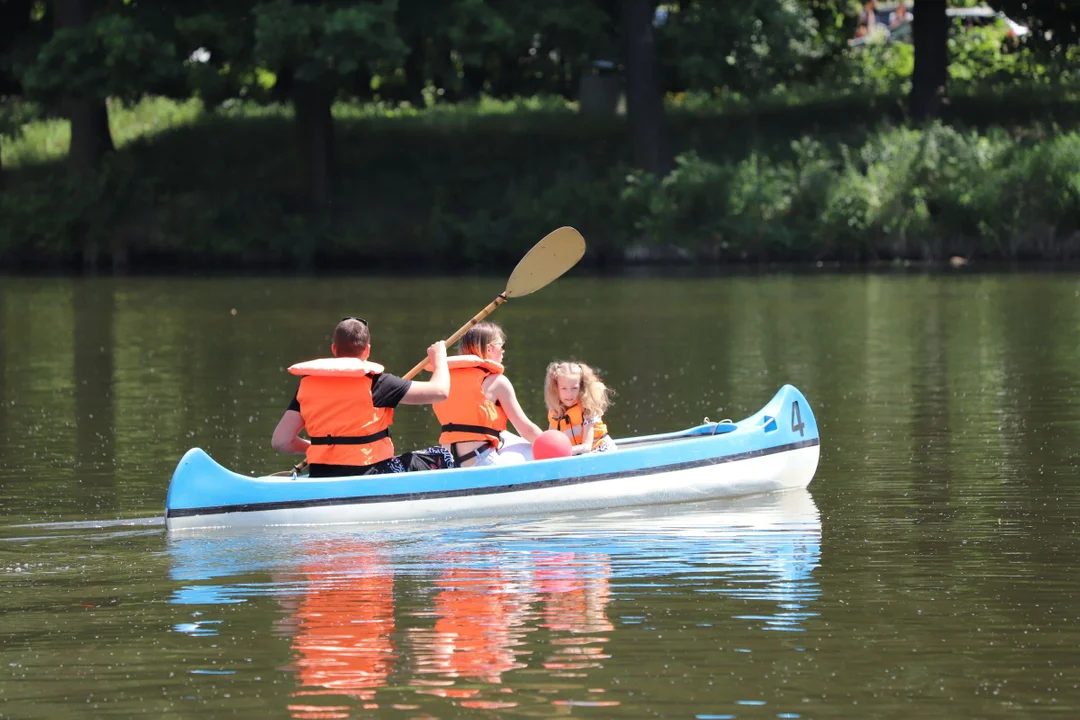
[166,491,821,714]
[408,553,530,689]
[8,274,1080,717]
[73,281,116,505]
[281,542,397,706]
[533,552,613,674]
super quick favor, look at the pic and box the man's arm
[400,341,450,405]
[271,410,309,455]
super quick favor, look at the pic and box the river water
[1,273,1078,718]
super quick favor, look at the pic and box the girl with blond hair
[544,361,616,454]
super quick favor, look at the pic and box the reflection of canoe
[167,490,822,635]
[165,384,820,531]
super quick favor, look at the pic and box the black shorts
[307,446,454,477]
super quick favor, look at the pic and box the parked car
[850,4,1029,47]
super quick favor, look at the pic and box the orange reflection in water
[408,552,530,689]
[408,550,614,695]
[534,552,613,672]
[277,543,616,714]
[287,541,396,709]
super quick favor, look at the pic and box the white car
[850,4,1029,47]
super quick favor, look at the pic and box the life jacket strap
[310,428,391,445]
[442,424,501,464]
[451,445,481,464]
[450,442,495,465]
[440,423,502,440]
[555,414,580,440]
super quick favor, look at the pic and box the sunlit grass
[3,94,585,168]
[2,115,69,167]
[110,96,206,146]
[215,93,578,123]
[5,84,1080,171]
[2,96,207,168]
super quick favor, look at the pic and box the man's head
[332,317,371,358]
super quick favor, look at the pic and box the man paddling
[271,317,452,477]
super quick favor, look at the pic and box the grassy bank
[3,90,1080,271]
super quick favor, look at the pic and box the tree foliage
[18,13,179,103]
[657,0,825,96]
[2,0,1080,237]
[6,0,1080,115]
[252,0,407,87]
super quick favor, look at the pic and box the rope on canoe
[703,417,734,435]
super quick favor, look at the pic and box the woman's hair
[458,322,505,358]
[544,361,612,420]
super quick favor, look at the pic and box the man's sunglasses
[341,316,368,326]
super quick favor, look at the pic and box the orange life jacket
[289,357,395,467]
[550,402,609,450]
[432,356,508,448]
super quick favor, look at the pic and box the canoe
[165,384,820,531]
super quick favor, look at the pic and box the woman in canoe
[431,322,543,467]
[544,361,616,454]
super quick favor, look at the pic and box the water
[1,273,1079,718]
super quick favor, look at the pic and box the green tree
[252,0,407,211]
[386,0,614,104]
[656,0,824,97]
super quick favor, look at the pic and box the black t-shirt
[287,372,412,412]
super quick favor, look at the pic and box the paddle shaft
[401,293,508,380]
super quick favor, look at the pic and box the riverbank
[3,90,1080,272]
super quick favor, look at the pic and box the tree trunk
[54,0,115,172]
[54,0,114,273]
[293,79,334,213]
[402,42,426,107]
[621,0,673,175]
[910,0,949,122]
[64,98,113,172]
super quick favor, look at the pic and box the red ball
[532,429,572,460]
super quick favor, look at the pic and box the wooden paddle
[280,226,587,477]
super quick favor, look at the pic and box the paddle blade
[504,227,586,298]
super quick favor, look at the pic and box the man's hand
[402,340,451,405]
[428,340,447,367]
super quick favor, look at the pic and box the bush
[5,94,1080,269]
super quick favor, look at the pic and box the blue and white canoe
[165,384,820,531]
